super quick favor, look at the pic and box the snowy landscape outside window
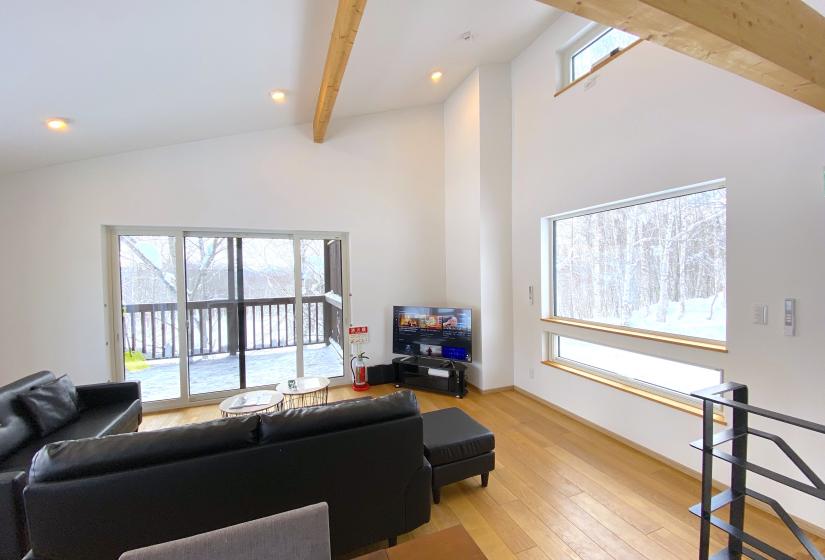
[552,183,727,342]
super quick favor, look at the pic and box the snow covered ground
[597,294,726,341]
[126,343,343,402]
[558,295,725,397]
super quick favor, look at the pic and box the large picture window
[551,181,727,342]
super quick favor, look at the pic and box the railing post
[728,385,749,558]
[150,309,156,358]
[699,398,714,560]
[171,307,176,357]
[323,301,332,346]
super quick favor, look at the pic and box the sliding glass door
[184,236,242,395]
[112,229,347,409]
[116,235,182,402]
[300,238,344,378]
[238,237,298,388]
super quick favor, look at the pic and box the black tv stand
[392,356,468,398]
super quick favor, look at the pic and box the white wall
[444,65,514,391]
[0,105,445,387]
[478,65,514,391]
[511,13,825,527]
[444,69,483,386]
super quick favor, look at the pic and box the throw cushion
[18,376,80,436]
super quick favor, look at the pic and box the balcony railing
[122,295,342,360]
[690,382,825,559]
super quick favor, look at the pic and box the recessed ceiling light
[45,118,69,131]
[430,71,443,83]
[269,90,286,103]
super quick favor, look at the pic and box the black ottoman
[422,407,495,504]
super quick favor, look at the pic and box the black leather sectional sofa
[0,372,142,560]
[22,390,431,560]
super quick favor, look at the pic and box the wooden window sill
[542,316,727,353]
[542,360,727,424]
[555,39,644,97]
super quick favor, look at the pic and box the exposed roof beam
[537,0,825,111]
[313,0,367,143]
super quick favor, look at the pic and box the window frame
[547,333,724,413]
[542,178,727,351]
[558,24,639,88]
[104,225,353,413]
[571,27,614,82]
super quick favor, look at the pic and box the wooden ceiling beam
[537,0,825,112]
[313,0,367,143]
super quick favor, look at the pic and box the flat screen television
[392,306,472,362]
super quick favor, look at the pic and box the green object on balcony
[124,350,149,372]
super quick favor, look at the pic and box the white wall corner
[443,64,515,391]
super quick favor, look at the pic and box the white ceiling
[0,0,559,176]
[337,0,559,117]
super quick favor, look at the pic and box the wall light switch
[752,304,768,325]
[784,298,796,336]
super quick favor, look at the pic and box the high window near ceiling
[558,25,639,91]
[542,180,727,414]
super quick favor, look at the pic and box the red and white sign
[348,325,369,344]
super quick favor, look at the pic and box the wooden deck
[142,384,825,559]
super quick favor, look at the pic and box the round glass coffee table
[276,376,330,409]
[219,390,284,418]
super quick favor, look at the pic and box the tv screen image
[392,306,472,362]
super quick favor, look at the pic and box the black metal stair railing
[690,382,825,560]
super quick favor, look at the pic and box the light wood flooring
[142,384,825,559]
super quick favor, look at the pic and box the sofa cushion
[0,400,141,473]
[29,414,259,483]
[17,376,80,437]
[0,372,56,462]
[259,389,419,444]
[421,407,495,466]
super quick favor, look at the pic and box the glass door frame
[107,226,351,413]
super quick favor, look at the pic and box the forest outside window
[548,180,727,345]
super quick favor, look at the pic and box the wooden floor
[142,384,824,559]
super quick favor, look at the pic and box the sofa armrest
[403,456,432,532]
[119,503,331,560]
[77,381,141,409]
[0,470,28,560]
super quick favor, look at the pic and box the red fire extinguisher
[351,352,370,392]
